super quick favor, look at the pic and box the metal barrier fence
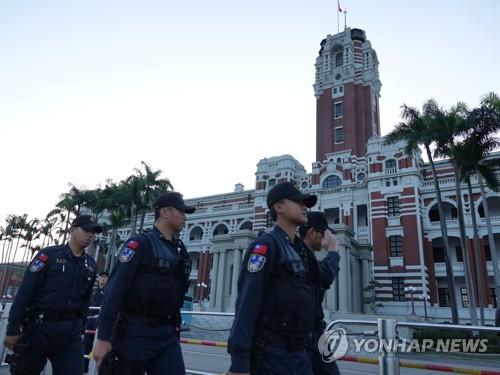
[1,306,500,375]
[326,319,500,375]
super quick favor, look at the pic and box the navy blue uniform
[90,288,105,308]
[6,245,96,375]
[228,225,318,375]
[311,251,341,375]
[83,287,105,372]
[97,227,191,374]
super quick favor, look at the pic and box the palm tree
[433,102,479,325]
[385,100,459,323]
[55,184,88,243]
[21,218,40,265]
[39,217,57,248]
[452,140,489,325]
[135,161,174,232]
[0,214,27,294]
[464,92,500,309]
[100,181,129,271]
[124,174,145,237]
[0,220,15,288]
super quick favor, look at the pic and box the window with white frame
[392,278,405,301]
[387,197,400,217]
[334,102,343,118]
[334,126,343,144]
[389,235,403,257]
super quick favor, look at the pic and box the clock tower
[314,28,382,161]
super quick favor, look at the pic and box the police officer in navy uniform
[4,215,99,375]
[228,182,319,375]
[92,192,195,374]
[90,272,109,308]
[299,212,341,375]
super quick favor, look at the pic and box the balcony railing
[480,216,500,224]
[422,177,456,187]
[435,261,500,275]
[357,226,369,235]
[429,219,458,227]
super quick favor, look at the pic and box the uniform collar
[153,226,177,245]
[273,225,299,245]
[64,243,86,260]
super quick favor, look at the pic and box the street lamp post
[405,286,416,315]
[418,293,429,320]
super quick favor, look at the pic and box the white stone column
[215,250,227,311]
[230,248,242,309]
[338,246,349,312]
[209,252,219,308]
[326,277,338,311]
[351,256,360,312]
[362,257,371,313]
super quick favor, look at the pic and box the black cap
[71,215,103,233]
[98,271,109,277]
[266,182,317,208]
[154,192,196,214]
[304,211,335,233]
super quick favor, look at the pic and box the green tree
[135,161,174,233]
[458,92,500,312]
[433,102,479,325]
[385,100,459,323]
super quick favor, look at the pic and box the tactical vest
[256,230,317,338]
[123,231,192,318]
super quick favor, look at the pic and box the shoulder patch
[247,253,266,273]
[119,240,139,263]
[30,253,49,272]
[251,244,268,256]
[127,240,139,250]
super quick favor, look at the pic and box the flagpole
[337,4,340,35]
[344,10,347,30]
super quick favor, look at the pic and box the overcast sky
[1,0,499,223]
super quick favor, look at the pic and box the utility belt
[254,328,311,350]
[36,310,82,322]
[121,312,178,327]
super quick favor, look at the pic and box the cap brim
[81,224,103,234]
[178,205,196,214]
[290,193,317,208]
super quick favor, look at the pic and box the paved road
[1,344,499,374]
[181,344,500,374]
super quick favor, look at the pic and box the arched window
[240,221,253,231]
[323,175,342,188]
[189,226,203,241]
[213,224,229,236]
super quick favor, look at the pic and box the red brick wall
[316,82,377,161]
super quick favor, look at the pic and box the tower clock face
[335,73,342,80]
[357,173,366,182]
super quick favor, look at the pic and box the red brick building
[118,28,498,321]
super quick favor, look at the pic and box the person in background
[299,211,341,375]
[84,272,109,373]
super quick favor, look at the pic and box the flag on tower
[338,0,343,12]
